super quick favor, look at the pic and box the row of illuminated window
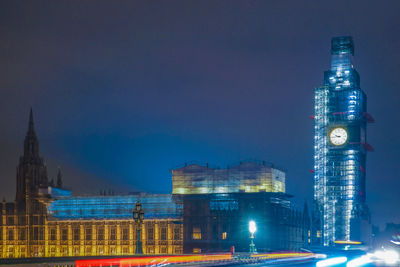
[1,226,182,241]
[210,200,239,211]
[2,244,183,258]
[192,227,227,241]
[1,228,42,241]
[325,171,357,177]
[323,187,357,193]
[3,215,44,226]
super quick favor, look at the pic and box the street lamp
[133,200,145,254]
[249,220,257,253]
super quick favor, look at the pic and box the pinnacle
[28,107,35,135]
[57,166,63,188]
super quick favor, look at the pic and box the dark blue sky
[0,1,399,228]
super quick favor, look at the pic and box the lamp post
[249,220,257,253]
[133,201,144,254]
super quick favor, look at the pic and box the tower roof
[331,36,354,55]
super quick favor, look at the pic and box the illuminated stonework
[1,213,182,258]
[0,110,183,258]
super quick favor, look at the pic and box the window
[161,247,167,254]
[50,228,56,241]
[192,227,201,240]
[193,248,201,253]
[7,230,14,240]
[73,228,80,241]
[160,227,167,240]
[32,216,39,225]
[123,247,129,254]
[19,216,26,225]
[50,247,56,257]
[147,228,154,240]
[62,247,68,256]
[33,247,38,257]
[39,227,44,240]
[85,247,91,256]
[7,216,14,225]
[210,199,238,211]
[85,228,92,240]
[33,227,38,240]
[122,228,129,240]
[174,227,180,240]
[222,232,227,240]
[61,228,68,240]
[109,227,116,240]
[97,228,104,240]
[20,247,25,258]
[8,247,14,258]
[74,246,79,256]
[19,229,26,240]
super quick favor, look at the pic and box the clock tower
[313,37,373,246]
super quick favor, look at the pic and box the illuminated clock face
[330,127,348,146]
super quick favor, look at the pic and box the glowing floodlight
[249,220,257,253]
[249,220,257,234]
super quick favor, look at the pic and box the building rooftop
[47,194,182,221]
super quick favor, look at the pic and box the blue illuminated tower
[313,37,372,246]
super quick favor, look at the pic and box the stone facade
[0,110,183,258]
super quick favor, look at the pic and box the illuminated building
[172,163,310,253]
[313,36,372,246]
[0,109,183,258]
[172,162,285,195]
[1,109,310,258]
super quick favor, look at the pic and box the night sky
[1,1,399,228]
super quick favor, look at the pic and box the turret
[56,167,63,188]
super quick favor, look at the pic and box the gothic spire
[28,107,34,134]
[16,109,49,202]
[23,107,40,160]
[56,167,63,188]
